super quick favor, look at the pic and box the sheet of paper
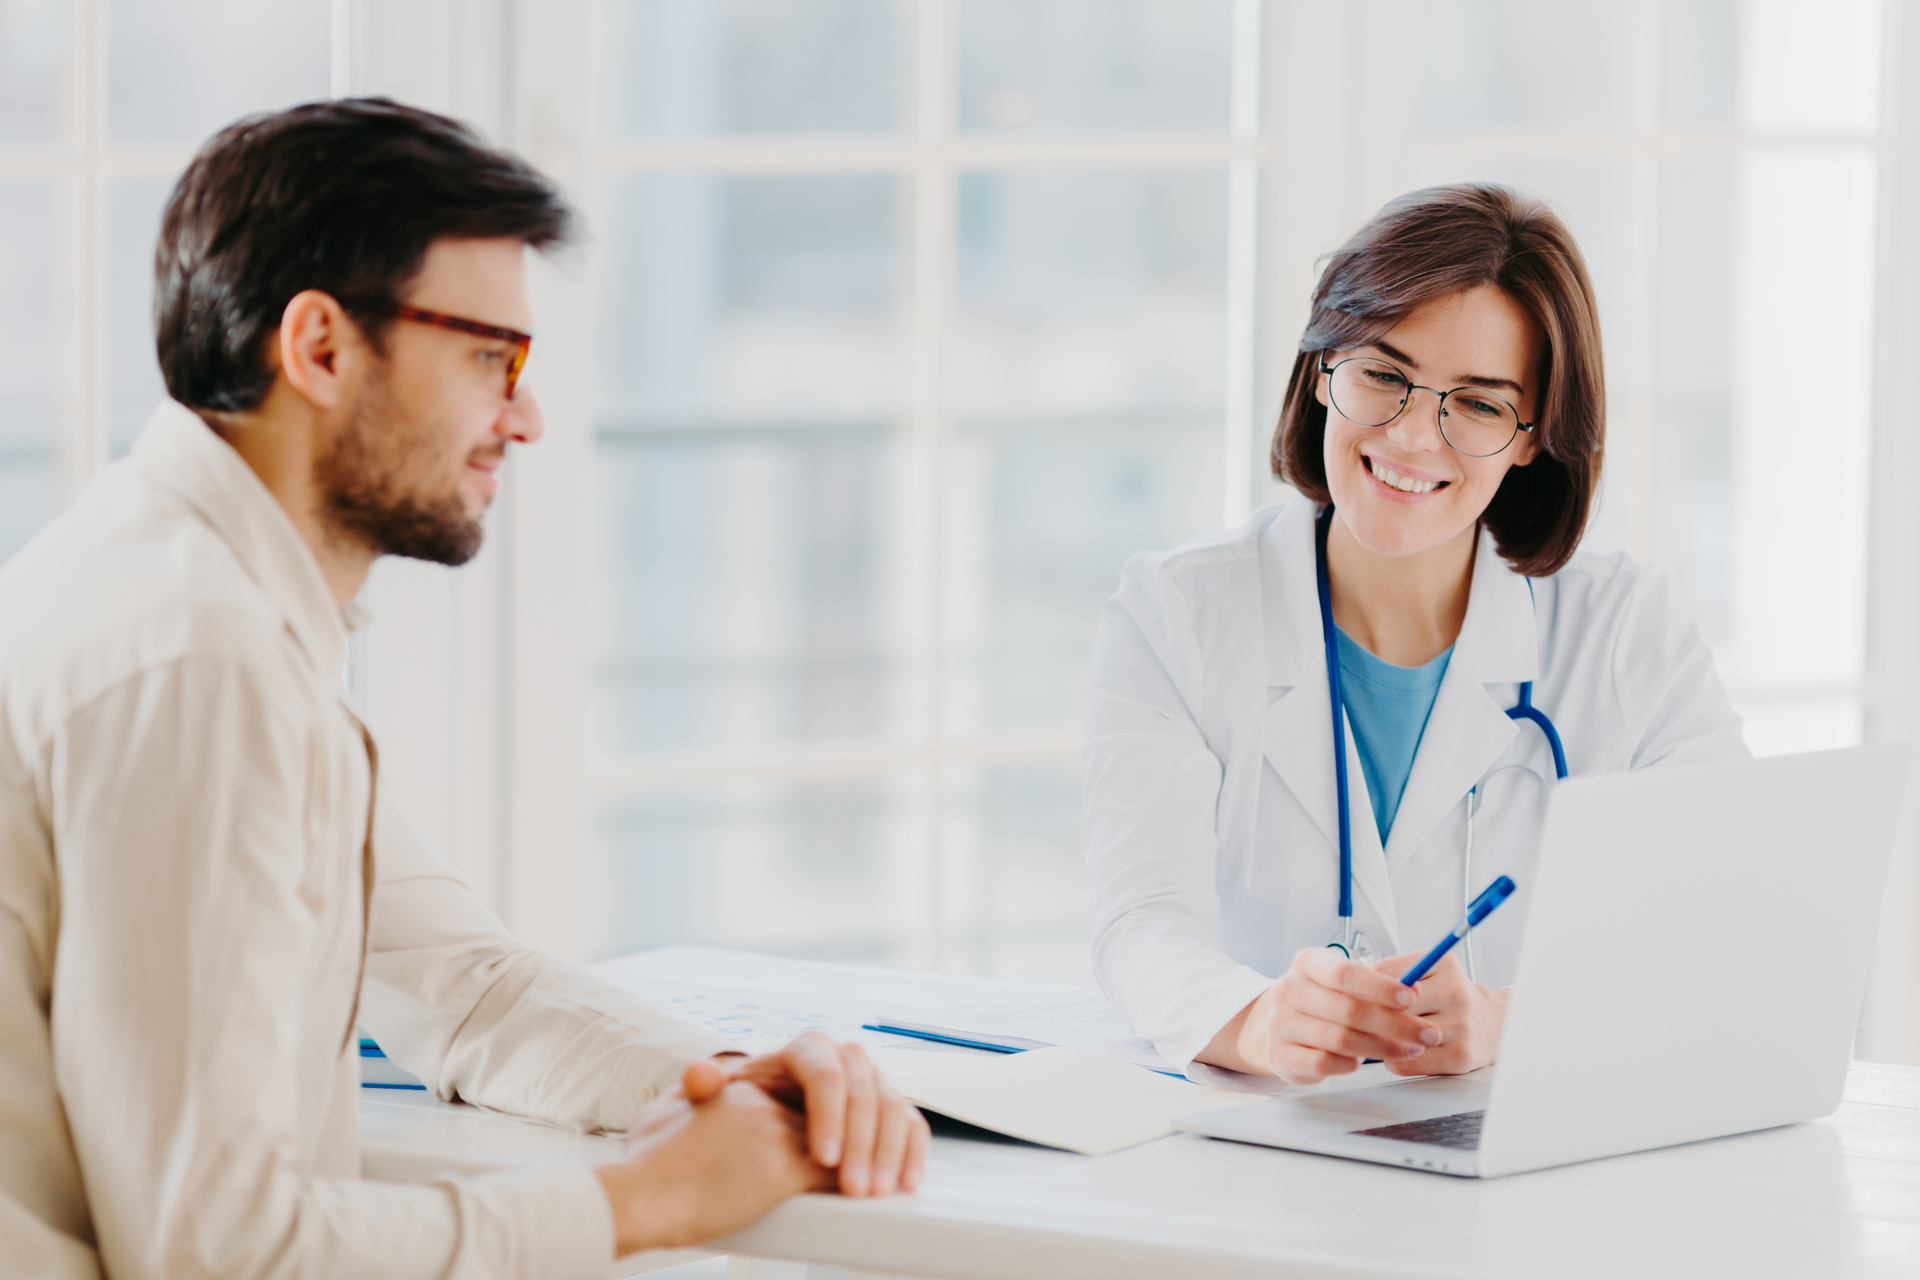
[869,1046,1253,1156]
[873,991,1177,1075]
[594,947,1178,1074]
[632,989,874,1048]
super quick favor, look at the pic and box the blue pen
[1398,876,1516,986]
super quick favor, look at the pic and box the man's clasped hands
[594,1032,929,1256]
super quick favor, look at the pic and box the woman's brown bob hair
[1273,183,1604,578]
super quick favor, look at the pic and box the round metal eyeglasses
[1319,355,1535,458]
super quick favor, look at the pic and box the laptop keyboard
[1352,1109,1485,1149]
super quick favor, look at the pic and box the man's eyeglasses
[1318,353,1535,458]
[391,304,533,400]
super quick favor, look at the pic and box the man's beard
[316,372,486,567]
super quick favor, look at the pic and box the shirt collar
[129,399,353,681]
[1263,499,1540,688]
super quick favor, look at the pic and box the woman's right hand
[1199,947,1440,1085]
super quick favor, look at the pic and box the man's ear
[277,290,366,411]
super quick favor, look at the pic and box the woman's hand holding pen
[1200,947,1439,1085]
[1369,952,1507,1077]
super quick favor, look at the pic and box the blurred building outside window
[0,0,333,566]
[567,0,1892,987]
[579,0,1249,983]
[3,2,1913,1050]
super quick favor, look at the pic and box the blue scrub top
[1333,626,1452,844]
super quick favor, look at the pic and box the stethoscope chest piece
[1326,932,1382,964]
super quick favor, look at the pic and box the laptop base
[1177,1071,1492,1177]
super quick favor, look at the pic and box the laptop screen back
[1477,744,1909,1177]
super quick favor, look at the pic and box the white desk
[361,947,1920,1279]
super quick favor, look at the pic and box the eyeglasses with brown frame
[390,303,534,400]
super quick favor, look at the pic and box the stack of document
[588,946,1263,1154]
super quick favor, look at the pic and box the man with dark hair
[0,98,925,1280]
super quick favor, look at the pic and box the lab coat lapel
[1339,707,1398,948]
[1383,529,1538,873]
[1261,501,1400,947]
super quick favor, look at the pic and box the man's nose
[500,385,546,445]
[1384,386,1446,453]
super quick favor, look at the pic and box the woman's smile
[1362,454,1450,499]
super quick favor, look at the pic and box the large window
[574,0,1249,981]
[559,0,1891,984]
[5,2,1917,1060]
[0,0,333,565]
[1377,0,1882,758]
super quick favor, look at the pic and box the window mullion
[1614,0,1666,565]
[1221,0,1264,529]
[904,0,956,971]
[66,0,110,506]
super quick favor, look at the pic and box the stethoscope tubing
[1506,678,1569,778]
[1314,505,1569,955]
[1313,507,1356,922]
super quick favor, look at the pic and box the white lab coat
[1080,498,1749,1068]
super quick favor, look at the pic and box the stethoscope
[1314,505,1567,977]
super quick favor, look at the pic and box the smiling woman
[1275,184,1604,582]
[1080,183,1749,1088]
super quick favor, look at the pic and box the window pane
[1667,0,1881,134]
[1738,0,1880,134]
[953,170,1226,419]
[950,170,1225,732]
[1730,148,1874,687]
[108,175,175,454]
[949,419,1220,732]
[593,428,899,753]
[1741,696,1866,758]
[957,0,1232,132]
[108,0,330,145]
[1659,150,1875,751]
[1419,0,1633,134]
[0,180,61,565]
[946,762,1093,983]
[594,0,905,136]
[598,173,901,424]
[585,778,907,963]
[0,0,67,145]
[1658,152,1738,657]
[593,172,904,755]
[1664,0,1741,130]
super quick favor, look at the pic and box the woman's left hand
[1368,952,1508,1076]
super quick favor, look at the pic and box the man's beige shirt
[0,402,728,1279]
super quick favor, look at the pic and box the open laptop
[1175,744,1912,1178]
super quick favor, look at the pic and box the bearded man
[0,98,924,1280]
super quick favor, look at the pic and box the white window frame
[478,0,1920,1053]
[11,0,1915,1054]
[479,0,1276,971]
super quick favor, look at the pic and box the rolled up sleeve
[358,800,728,1134]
